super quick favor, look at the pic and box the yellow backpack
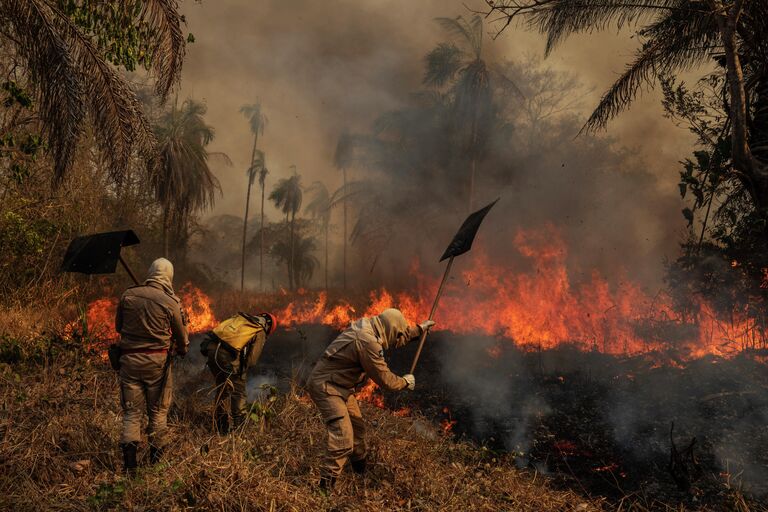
[213,313,265,351]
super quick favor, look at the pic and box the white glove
[403,374,415,390]
[419,320,435,332]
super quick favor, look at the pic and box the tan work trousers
[119,352,172,447]
[309,383,366,477]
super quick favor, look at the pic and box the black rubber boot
[215,414,230,435]
[120,442,138,475]
[149,445,163,465]
[318,475,336,495]
[351,458,367,474]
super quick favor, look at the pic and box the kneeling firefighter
[201,312,277,434]
[307,308,434,490]
[114,258,189,474]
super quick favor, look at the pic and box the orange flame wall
[78,225,765,359]
[271,224,765,358]
[78,284,218,343]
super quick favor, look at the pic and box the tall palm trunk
[241,133,259,292]
[289,210,296,290]
[260,180,265,291]
[324,219,329,290]
[342,166,348,290]
[162,205,170,258]
[469,158,476,213]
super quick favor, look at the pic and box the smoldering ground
[183,325,768,502]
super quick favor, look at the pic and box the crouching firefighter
[307,308,434,490]
[114,258,189,474]
[201,312,277,434]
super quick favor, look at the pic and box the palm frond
[524,0,689,56]
[329,180,374,208]
[434,15,484,58]
[583,7,717,132]
[424,43,463,87]
[247,149,266,185]
[304,181,331,222]
[240,102,268,135]
[269,174,303,217]
[0,0,186,183]
[140,0,186,101]
[3,0,86,181]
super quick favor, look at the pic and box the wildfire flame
[74,225,768,363]
[178,283,217,333]
[270,225,768,360]
[68,285,218,346]
[356,379,385,409]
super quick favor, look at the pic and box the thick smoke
[179,0,692,292]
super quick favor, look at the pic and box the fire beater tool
[409,198,499,374]
[60,230,141,285]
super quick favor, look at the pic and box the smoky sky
[177,0,701,289]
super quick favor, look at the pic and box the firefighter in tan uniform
[307,308,434,489]
[201,312,277,434]
[115,258,188,473]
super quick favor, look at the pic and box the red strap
[121,347,168,355]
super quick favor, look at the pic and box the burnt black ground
[181,326,768,509]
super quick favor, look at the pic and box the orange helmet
[261,313,277,335]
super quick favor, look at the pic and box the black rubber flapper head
[61,230,140,275]
[440,198,499,261]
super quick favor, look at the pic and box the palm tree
[305,181,332,290]
[334,132,354,289]
[271,234,320,289]
[241,149,267,291]
[258,159,269,291]
[424,15,496,212]
[152,98,224,258]
[269,169,303,290]
[240,102,268,292]
[0,1,185,183]
[484,1,768,212]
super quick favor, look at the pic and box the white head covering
[144,258,179,301]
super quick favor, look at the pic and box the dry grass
[0,340,617,512]
[0,309,763,512]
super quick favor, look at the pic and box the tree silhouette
[424,15,496,211]
[152,98,225,258]
[269,169,303,290]
[305,181,331,290]
[240,102,268,291]
[271,233,319,289]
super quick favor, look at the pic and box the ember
[440,406,457,434]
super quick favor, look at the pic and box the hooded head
[376,308,411,350]
[145,258,177,299]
